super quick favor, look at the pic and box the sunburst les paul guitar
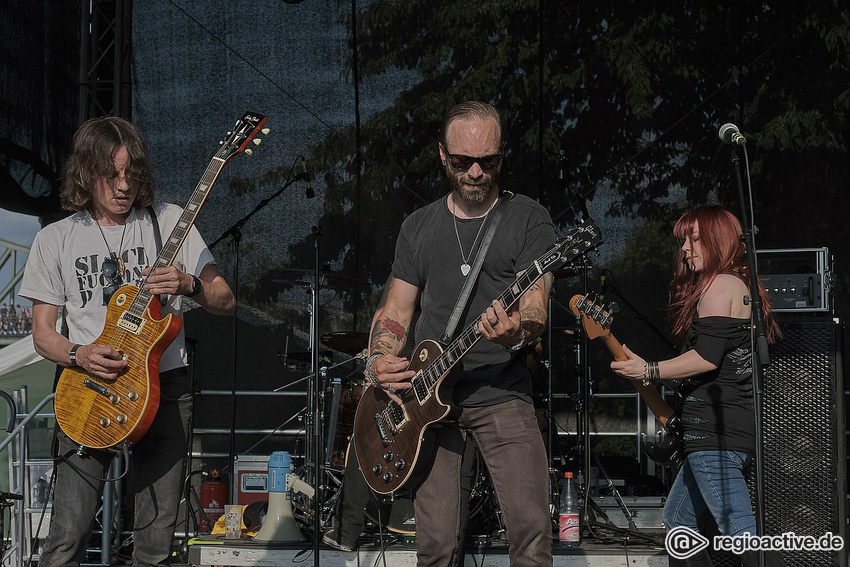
[569,293,682,467]
[354,220,603,494]
[54,112,268,450]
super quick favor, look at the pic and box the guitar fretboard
[127,157,226,317]
[410,265,543,401]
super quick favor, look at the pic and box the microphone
[0,491,24,501]
[299,160,314,198]
[718,123,746,146]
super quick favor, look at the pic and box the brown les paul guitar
[569,293,682,467]
[54,112,268,450]
[354,220,603,494]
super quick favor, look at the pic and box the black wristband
[69,344,82,366]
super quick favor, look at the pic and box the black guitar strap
[148,206,162,254]
[440,191,512,345]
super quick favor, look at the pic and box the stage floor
[187,531,670,566]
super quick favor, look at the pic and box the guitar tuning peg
[244,148,254,156]
[608,302,620,314]
[218,141,224,146]
[262,128,271,135]
[252,139,262,146]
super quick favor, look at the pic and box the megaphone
[254,451,305,542]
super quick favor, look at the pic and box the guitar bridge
[373,413,389,445]
[373,401,406,445]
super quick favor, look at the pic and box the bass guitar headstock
[569,293,620,340]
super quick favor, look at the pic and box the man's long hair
[668,205,780,342]
[60,116,155,212]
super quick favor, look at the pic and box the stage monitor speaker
[746,318,844,567]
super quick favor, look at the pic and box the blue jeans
[663,450,756,537]
[39,368,192,567]
[413,398,552,567]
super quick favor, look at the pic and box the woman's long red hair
[668,206,780,342]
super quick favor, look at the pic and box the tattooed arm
[365,275,420,403]
[479,272,553,349]
[368,275,420,356]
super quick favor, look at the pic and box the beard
[447,170,498,204]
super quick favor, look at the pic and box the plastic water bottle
[558,471,580,548]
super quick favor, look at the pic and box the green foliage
[243,0,850,345]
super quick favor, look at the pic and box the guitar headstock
[216,111,269,163]
[537,218,603,275]
[569,293,619,339]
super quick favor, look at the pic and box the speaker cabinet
[758,318,846,566]
[707,318,846,567]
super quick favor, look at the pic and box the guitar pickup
[413,377,429,403]
[117,312,144,334]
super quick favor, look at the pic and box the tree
[284,0,848,325]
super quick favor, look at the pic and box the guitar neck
[129,158,225,315]
[419,268,541,392]
[602,334,674,428]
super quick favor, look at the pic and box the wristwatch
[186,275,202,297]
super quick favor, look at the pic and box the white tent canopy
[0,335,43,377]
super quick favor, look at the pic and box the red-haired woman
[611,205,785,567]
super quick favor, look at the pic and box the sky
[0,209,40,308]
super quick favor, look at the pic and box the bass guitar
[569,293,682,467]
[54,112,268,450]
[354,220,603,494]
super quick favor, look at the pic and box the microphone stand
[728,143,768,567]
[310,225,323,567]
[208,163,302,485]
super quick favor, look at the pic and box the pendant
[461,263,471,276]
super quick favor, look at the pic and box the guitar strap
[148,206,162,254]
[440,191,512,345]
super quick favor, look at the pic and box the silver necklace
[94,214,128,274]
[451,199,489,277]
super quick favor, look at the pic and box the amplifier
[757,247,832,312]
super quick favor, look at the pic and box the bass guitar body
[54,285,182,450]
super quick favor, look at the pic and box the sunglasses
[102,256,124,305]
[446,153,503,172]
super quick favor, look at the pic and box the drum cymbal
[321,331,369,355]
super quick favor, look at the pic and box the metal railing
[0,387,119,567]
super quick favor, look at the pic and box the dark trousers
[39,368,192,567]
